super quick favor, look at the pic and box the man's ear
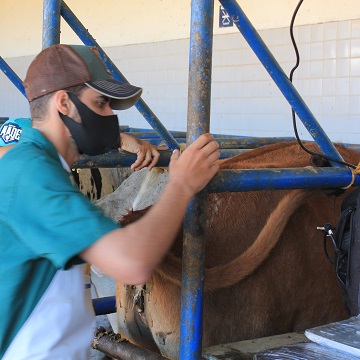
[54,90,71,115]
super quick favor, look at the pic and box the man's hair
[30,85,87,123]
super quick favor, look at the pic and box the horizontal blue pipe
[0,57,26,97]
[124,128,245,139]
[93,296,116,316]
[135,136,296,149]
[207,167,360,193]
[124,128,187,136]
[60,1,180,151]
[73,149,246,167]
[73,149,172,168]
[127,132,186,139]
[219,0,345,168]
[122,133,243,140]
[74,152,360,192]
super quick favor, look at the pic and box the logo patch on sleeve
[0,122,23,145]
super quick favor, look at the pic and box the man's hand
[168,133,220,197]
[120,133,168,171]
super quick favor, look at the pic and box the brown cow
[115,141,359,359]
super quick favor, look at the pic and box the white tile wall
[0,19,359,144]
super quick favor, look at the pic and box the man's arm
[80,133,219,285]
[120,132,168,171]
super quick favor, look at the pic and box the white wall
[110,20,360,145]
[1,0,359,58]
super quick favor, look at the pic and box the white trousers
[3,265,95,360]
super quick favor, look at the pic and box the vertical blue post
[219,0,345,167]
[179,1,214,359]
[42,0,61,48]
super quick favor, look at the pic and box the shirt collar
[58,153,71,173]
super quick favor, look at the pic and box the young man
[0,44,219,359]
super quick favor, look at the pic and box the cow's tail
[155,189,316,291]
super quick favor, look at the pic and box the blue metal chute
[0,1,358,359]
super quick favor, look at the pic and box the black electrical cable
[289,0,356,169]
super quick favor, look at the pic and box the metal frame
[181,1,355,357]
[1,0,359,359]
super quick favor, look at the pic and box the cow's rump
[115,141,359,359]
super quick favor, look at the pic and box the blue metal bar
[73,149,172,168]
[218,0,345,168]
[207,167,360,193]
[214,137,295,148]
[133,135,295,149]
[215,148,249,159]
[74,151,359,188]
[73,148,249,163]
[60,1,180,151]
[180,195,207,360]
[0,57,26,97]
[42,0,61,49]
[93,296,117,316]
[179,1,214,359]
[122,131,186,139]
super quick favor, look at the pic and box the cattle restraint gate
[1,1,360,359]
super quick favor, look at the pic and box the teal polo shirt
[0,127,118,356]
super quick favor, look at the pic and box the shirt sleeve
[8,152,119,269]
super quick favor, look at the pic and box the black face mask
[59,92,120,156]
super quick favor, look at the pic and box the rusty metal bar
[73,149,172,168]
[179,0,214,359]
[42,0,61,48]
[72,149,248,168]
[92,331,167,360]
